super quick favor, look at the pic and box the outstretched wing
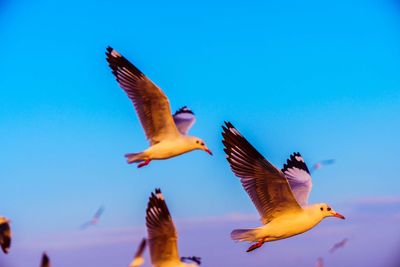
[146,189,180,265]
[106,47,180,145]
[222,122,302,224]
[173,106,196,135]
[282,152,313,206]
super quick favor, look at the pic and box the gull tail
[125,152,145,164]
[231,228,257,242]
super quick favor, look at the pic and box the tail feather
[231,228,257,242]
[125,153,144,164]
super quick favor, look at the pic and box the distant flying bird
[222,122,345,252]
[329,238,349,253]
[40,252,50,267]
[80,206,105,230]
[146,189,201,266]
[106,47,212,168]
[315,257,324,267]
[129,238,146,267]
[312,159,335,173]
[0,217,11,254]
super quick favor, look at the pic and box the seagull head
[316,203,345,220]
[190,137,212,155]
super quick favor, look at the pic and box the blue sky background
[1,0,400,266]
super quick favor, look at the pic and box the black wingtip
[282,152,310,174]
[174,106,194,116]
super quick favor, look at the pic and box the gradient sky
[1,0,400,266]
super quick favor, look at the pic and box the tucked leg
[137,159,151,168]
[246,240,265,252]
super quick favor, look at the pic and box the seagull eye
[320,207,324,211]
[327,207,331,211]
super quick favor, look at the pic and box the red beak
[205,149,213,156]
[333,212,345,220]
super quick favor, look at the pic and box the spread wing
[134,238,147,258]
[0,220,11,254]
[173,106,196,135]
[93,206,105,220]
[146,189,180,265]
[40,252,50,267]
[282,152,313,206]
[222,122,302,224]
[106,47,180,145]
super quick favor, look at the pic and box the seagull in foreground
[222,122,345,252]
[329,238,348,253]
[40,252,50,267]
[146,189,201,267]
[129,238,147,267]
[106,47,212,168]
[0,217,11,254]
[312,159,335,173]
[80,206,105,230]
[315,257,324,267]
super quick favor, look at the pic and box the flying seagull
[146,189,201,266]
[80,206,105,230]
[315,257,324,267]
[329,238,348,253]
[222,122,345,252]
[312,159,335,173]
[106,47,212,168]
[129,238,147,267]
[0,217,11,254]
[40,252,50,267]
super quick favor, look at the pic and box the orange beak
[205,148,213,155]
[333,212,345,220]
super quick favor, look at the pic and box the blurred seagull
[329,238,348,253]
[106,47,212,168]
[40,252,50,267]
[80,206,105,230]
[312,159,335,173]
[315,257,324,267]
[146,189,201,266]
[129,238,147,267]
[0,217,11,254]
[222,122,345,252]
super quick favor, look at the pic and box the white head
[310,203,345,220]
[186,137,212,156]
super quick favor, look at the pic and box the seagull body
[129,238,146,267]
[0,217,11,254]
[146,189,200,267]
[222,122,345,252]
[106,47,212,168]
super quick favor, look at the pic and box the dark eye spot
[196,141,199,144]
[201,142,204,146]
[327,207,331,211]
[320,207,324,211]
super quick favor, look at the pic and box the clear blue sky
[0,0,400,266]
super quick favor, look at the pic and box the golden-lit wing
[146,189,180,265]
[0,220,11,254]
[40,252,50,267]
[106,47,180,145]
[222,122,302,224]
